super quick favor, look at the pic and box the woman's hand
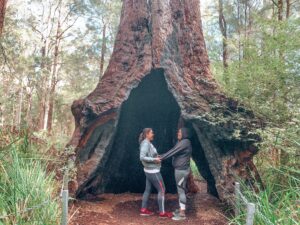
[154,157,161,163]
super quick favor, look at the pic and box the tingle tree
[67,0,263,204]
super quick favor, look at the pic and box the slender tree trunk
[47,59,59,132]
[218,0,228,70]
[278,0,283,21]
[272,1,274,19]
[286,0,290,18]
[47,89,55,132]
[278,0,284,59]
[37,40,49,130]
[15,81,23,129]
[244,0,247,39]
[43,97,49,130]
[243,0,248,60]
[37,101,45,130]
[47,39,60,132]
[99,23,107,81]
[0,103,3,127]
[277,0,287,164]
[248,3,252,34]
[11,97,15,132]
[25,92,33,128]
[237,0,241,64]
[0,0,7,35]
[41,0,75,132]
[34,0,58,131]
[46,92,53,131]
[47,103,53,131]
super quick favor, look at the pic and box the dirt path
[69,182,229,225]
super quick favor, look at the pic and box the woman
[139,128,172,218]
[160,127,192,221]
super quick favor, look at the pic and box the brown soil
[69,181,230,225]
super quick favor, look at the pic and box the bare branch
[270,0,278,7]
[58,16,79,39]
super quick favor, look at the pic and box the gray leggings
[142,172,165,213]
[175,168,190,210]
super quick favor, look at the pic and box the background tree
[218,0,228,70]
[202,0,300,170]
[0,0,7,35]
[75,0,122,79]
[0,0,121,134]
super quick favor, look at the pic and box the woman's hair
[139,128,152,144]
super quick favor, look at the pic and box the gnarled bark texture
[67,0,263,204]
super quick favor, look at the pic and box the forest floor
[68,181,230,225]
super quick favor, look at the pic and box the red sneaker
[140,208,154,216]
[159,211,173,218]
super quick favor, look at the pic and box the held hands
[154,157,161,164]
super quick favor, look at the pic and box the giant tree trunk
[67,0,263,204]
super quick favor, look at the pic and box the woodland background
[0,0,299,224]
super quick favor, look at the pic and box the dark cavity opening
[87,69,218,197]
[102,69,181,193]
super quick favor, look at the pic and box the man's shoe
[159,211,173,218]
[140,208,154,216]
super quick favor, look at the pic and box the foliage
[230,167,300,225]
[0,132,60,225]
[202,1,300,223]
[217,17,300,123]
[191,159,203,180]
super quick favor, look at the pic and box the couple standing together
[139,127,192,221]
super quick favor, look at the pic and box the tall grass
[0,131,60,225]
[230,166,300,225]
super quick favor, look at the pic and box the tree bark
[0,0,7,35]
[67,0,263,205]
